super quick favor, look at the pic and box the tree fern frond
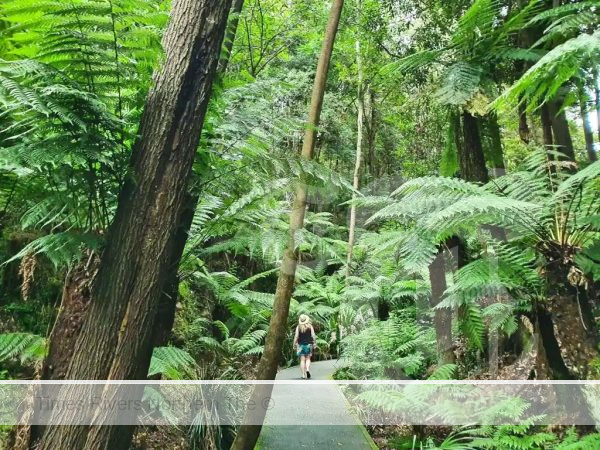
[3,231,102,268]
[148,346,199,380]
[0,332,47,364]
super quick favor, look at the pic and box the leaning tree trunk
[152,0,246,348]
[460,111,488,183]
[231,1,344,449]
[34,1,232,450]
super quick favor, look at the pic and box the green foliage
[575,240,600,282]
[0,332,46,364]
[3,231,102,268]
[342,309,436,379]
[470,425,600,450]
[148,346,199,380]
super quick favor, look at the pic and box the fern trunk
[486,113,506,177]
[428,246,455,365]
[536,262,599,380]
[34,1,231,449]
[517,102,530,144]
[460,111,488,183]
[231,2,344,449]
[540,103,554,148]
[548,100,576,163]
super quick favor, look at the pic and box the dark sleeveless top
[298,327,313,345]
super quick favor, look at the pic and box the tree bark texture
[35,1,232,449]
[460,111,488,183]
[231,1,344,449]
[548,100,576,162]
[485,113,506,177]
[536,262,599,380]
[428,248,455,365]
[518,102,530,144]
[540,103,554,149]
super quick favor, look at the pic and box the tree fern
[0,332,46,364]
[3,231,102,268]
[147,346,199,380]
[499,30,600,109]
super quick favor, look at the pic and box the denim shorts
[296,344,312,356]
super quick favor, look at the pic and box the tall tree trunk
[518,102,530,144]
[346,10,363,278]
[34,1,231,450]
[540,104,554,149]
[364,88,376,178]
[428,246,455,365]
[231,1,344,449]
[577,84,597,163]
[151,191,198,348]
[152,0,245,347]
[595,69,600,146]
[486,113,506,178]
[460,111,488,183]
[548,100,576,162]
[218,0,245,74]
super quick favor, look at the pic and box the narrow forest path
[257,359,376,449]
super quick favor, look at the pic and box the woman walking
[293,314,316,379]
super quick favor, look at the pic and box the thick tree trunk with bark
[486,113,506,177]
[518,102,530,144]
[34,1,232,449]
[428,247,455,365]
[151,192,198,348]
[231,1,344,449]
[548,100,576,162]
[460,111,488,183]
[536,261,599,380]
[540,104,554,149]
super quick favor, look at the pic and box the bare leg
[306,355,311,374]
[300,355,306,378]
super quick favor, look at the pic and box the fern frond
[0,332,47,364]
[148,346,199,380]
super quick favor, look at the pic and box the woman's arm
[310,325,316,344]
[293,326,299,347]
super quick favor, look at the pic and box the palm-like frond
[0,332,47,364]
[499,30,600,109]
[148,346,199,380]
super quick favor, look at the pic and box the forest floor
[257,359,376,449]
